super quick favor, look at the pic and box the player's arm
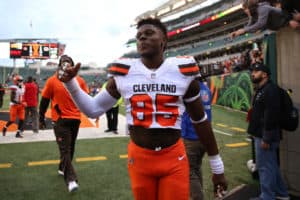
[10,89,18,104]
[184,80,227,196]
[184,80,219,155]
[64,77,119,118]
[39,97,50,129]
[58,61,120,118]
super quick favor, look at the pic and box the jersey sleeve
[176,56,201,77]
[107,58,131,76]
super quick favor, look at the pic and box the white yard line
[213,128,233,136]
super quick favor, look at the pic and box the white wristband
[208,154,224,174]
[184,93,200,103]
[190,112,207,124]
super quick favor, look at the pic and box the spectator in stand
[250,43,264,65]
[230,0,299,39]
[223,60,232,73]
[0,83,5,108]
[280,0,300,27]
[2,75,26,138]
[181,77,212,200]
[39,55,88,192]
[24,76,39,133]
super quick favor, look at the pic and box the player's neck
[141,55,164,70]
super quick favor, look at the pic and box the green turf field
[0,105,258,200]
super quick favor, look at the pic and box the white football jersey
[9,85,25,106]
[108,56,200,129]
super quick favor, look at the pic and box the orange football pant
[9,104,25,121]
[127,138,189,200]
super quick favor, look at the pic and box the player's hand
[212,173,228,198]
[57,62,81,83]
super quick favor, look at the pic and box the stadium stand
[123,0,267,76]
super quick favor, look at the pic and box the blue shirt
[181,82,212,140]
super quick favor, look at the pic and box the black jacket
[247,80,281,143]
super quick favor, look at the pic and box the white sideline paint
[213,129,233,136]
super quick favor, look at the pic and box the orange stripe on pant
[10,104,25,121]
[127,138,189,200]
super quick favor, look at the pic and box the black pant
[54,118,80,184]
[105,106,119,131]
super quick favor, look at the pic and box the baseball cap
[250,63,271,75]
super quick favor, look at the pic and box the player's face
[136,24,165,58]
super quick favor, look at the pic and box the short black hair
[27,76,33,83]
[137,18,167,38]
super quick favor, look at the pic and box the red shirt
[24,82,38,107]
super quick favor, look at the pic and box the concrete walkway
[0,114,128,144]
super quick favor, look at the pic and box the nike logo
[178,155,185,161]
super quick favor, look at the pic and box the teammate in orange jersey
[2,75,26,138]
[58,18,227,200]
[39,55,88,192]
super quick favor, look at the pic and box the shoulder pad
[175,57,200,76]
[107,59,131,76]
[9,85,17,90]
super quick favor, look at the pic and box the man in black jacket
[248,63,289,200]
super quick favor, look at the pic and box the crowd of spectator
[199,42,264,76]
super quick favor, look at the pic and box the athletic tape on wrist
[184,93,200,103]
[208,154,224,174]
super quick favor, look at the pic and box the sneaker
[2,127,7,136]
[276,196,290,200]
[104,129,112,132]
[58,170,64,176]
[15,132,23,138]
[247,159,257,172]
[68,181,78,192]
